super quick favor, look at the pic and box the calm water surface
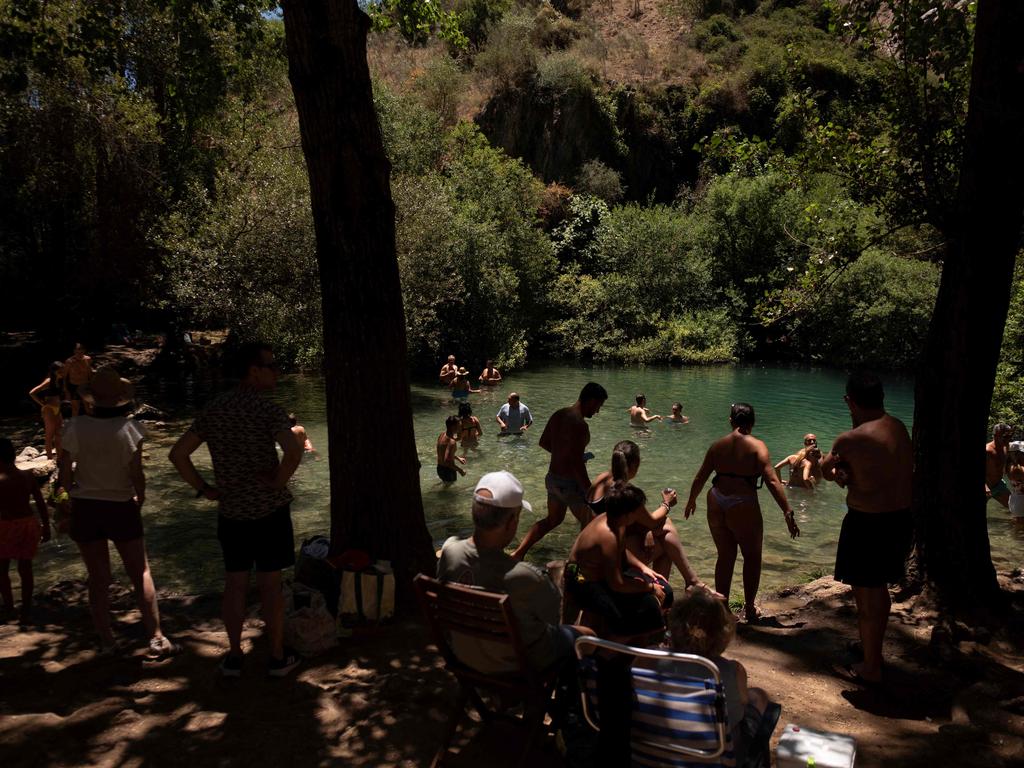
[28,364,1022,596]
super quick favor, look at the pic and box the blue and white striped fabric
[580,659,736,768]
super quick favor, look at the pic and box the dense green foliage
[4,0,1009,392]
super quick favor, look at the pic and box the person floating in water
[288,413,315,453]
[457,402,483,457]
[629,394,662,428]
[436,415,467,484]
[774,434,823,489]
[985,423,1013,508]
[439,355,458,387]
[479,359,502,386]
[667,402,689,424]
[822,372,912,687]
[450,368,479,401]
[28,361,65,459]
[496,392,533,435]
[684,403,799,623]
[512,383,607,560]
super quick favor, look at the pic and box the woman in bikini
[28,362,65,459]
[684,403,799,622]
[456,402,482,457]
[588,440,713,593]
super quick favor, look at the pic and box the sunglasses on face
[804,438,817,445]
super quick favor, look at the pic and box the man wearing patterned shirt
[170,343,303,677]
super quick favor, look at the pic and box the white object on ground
[776,723,857,768]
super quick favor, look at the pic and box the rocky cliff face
[477,81,693,203]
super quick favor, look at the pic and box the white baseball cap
[474,471,532,512]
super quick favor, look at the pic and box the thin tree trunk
[282,0,436,589]
[912,0,1024,613]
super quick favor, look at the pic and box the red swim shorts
[0,517,42,560]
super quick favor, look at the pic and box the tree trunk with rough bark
[912,0,1024,613]
[282,0,436,588]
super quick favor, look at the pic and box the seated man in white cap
[437,470,591,673]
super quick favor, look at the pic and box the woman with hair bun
[588,440,712,592]
[684,403,799,622]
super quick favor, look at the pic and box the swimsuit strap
[713,471,763,490]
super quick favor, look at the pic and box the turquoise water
[26,364,1022,597]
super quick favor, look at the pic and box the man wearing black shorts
[170,343,303,677]
[822,372,913,686]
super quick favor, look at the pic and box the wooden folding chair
[414,574,560,768]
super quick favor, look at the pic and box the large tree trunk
[912,0,1024,613]
[282,0,436,588]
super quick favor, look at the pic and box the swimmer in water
[1006,441,1024,523]
[436,415,467,484]
[457,402,482,457]
[774,434,822,489]
[667,402,690,424]
[629,394,662,428]
[288,413,315,453]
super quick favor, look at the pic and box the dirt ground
[3,572,1023,768]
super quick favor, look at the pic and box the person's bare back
[828,413,912,513]
[541,406,590,488]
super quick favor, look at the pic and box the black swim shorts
[834,507,913,588]
[565,566,666,635]
[436,465,457,483]
[217,504,296,573]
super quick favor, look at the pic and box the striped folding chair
[575,636,736,768]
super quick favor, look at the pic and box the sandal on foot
[832,662,881,688]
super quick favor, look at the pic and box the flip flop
[831,662,881,689]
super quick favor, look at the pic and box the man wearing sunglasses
[170,343,303,678]
[822,372,912,687]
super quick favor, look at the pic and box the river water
[24,364,1022,597]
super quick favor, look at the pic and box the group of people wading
[437,369,913,689]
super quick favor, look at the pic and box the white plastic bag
[338,561,395,623]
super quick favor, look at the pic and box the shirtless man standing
[479,359,502,386]
[512,382,607,560]
[439,356,458,387]
[985,423,1013,508]
[436,415,467,484]
[629,394,662,428]
[822,372,913,686]
[64,343,93,416]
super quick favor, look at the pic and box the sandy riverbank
[2,572,1023,767]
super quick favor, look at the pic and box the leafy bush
[475,9,538,88]
[576,160,625,203]
[692,14,741,53]
[801,250,939,370]
[412,55,466,126]
[991,257,1024,428]
[536,50,596,96]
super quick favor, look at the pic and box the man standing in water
[496,392,532,435]
[822,372,913,686]
[985,423,1013,508]
[439,355,458,386]
[512,382,607,560]
[169,343,303,678]
[64,342,93,416]
[436,415,467,483]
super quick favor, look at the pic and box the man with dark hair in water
[822,372,913,686]
[512,382,607,560]
[436,415,466,484]
[985,423,1013,508]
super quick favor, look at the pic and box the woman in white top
[58,367,176,658]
